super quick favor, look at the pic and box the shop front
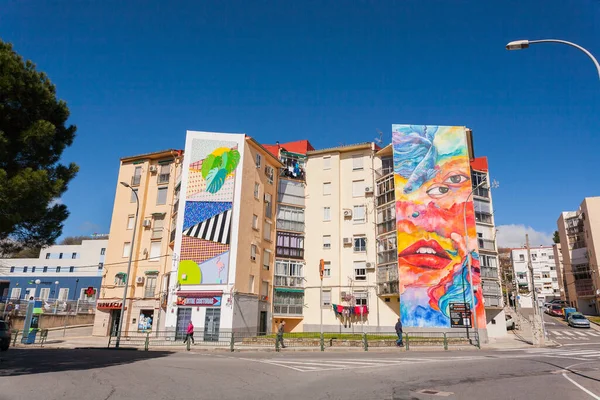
[175,291,223,341]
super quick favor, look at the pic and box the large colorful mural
[392,125,485,329]
[178,139,241,285]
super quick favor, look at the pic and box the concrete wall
[581,197,600,315]
[485,308,506,338]
[11,314,95,330]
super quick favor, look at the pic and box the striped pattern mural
[183,209,232,245]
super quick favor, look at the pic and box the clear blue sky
[2,0,599,246]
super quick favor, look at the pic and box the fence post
[275,334,280,352]
[107,334,112,349]
[144,332,150,351]
[12,330,18,347]
[476,332,481,349]
[363,333,368,351]
[186,337,191,351]
[443,333,448,351]
[320,333,324,352]
[230,332,235,352]
[405,333,409,351]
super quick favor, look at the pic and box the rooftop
[121,149,182,163]
[307,142,380,156]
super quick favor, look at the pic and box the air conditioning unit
[364,186,374,194]
[149,165,158,173]
[366,262,373,269]
[136,276,145,284]
[343,238,352,246]
[343,209,352,218]
[142,219,152,228]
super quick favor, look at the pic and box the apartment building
[557,197,600,315]
[510,246,560,308]
[165,131,282,337]
[0,239,107,302]
[552,243,568,302]
[303,142,403,332]
[93,149,182,336]
[262,140,314,333]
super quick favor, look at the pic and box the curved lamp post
[506,39,600,80]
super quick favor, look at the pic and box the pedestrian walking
[395,318,403,347]
[277,320,286,349]
[183,321,194,345]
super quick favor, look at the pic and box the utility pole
[319,259,324,336]
[526,234,546,344]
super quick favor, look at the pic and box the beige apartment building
[557,197,600,315]
[552,243,568,303]
[93,149,183,336]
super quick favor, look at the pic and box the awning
[115,272,127,276]
[274,287,304,293]
[176,291,223,298]
[144,270,159,275]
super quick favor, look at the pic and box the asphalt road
[542,312,600,346]
[1,346,600,400]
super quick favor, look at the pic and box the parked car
[544,299,568,309]
[567,313,591,329]
[0,320,11,351]
[548,304,564,317]
[506,314,516,330]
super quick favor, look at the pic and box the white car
[506,315,516,330]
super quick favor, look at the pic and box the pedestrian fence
[104,330,479,352]
[2,299,96,317]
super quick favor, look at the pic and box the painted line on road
[562,361,600,400]
[587,332,600,337]
[563,331,575,336]
[573,331,589,337]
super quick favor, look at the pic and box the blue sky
[2,0,599,247]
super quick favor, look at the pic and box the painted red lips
[398,239,452,269]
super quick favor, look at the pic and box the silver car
[568,313,591,328]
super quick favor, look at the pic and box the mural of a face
[393,125,484,328]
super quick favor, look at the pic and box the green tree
[553,230,560,244]
[0,40,78,254]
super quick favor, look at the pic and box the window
[251,244,257,261]
[80,287,96,301]
[115,273,127,286]
[98,263,104,271]
[549,255,555,260]
[145,276,157,298]
[59,253,63,259]
[276,205,305,232]
[552,278,558,282]
[158,163,170,184]
[352,180,364,197]
[354,291,368,306]
[263,221,272,241]
[249,275,255,293]
[127,215,135,230]
[123,242,131,258]
[45,253,50,259]
[254,182,260,199]
[58,288,69,301]
[101,248,106,255]
[541,253,546,257]
[69,266,74,273]
[252,214,259,230]
[354,261,367,281]
[152,215,164,239]
[71,253,77,259]
[263,249,272,270]
[352,155,363,170]
[550,266,556,271]
[276,232,304,258]
[157,187,168,205]
[10,288,21,299]
[31,266,36,273]
[43,266,48,273]
[519,254,525,261]
[265,166,274,185]
[130,189,138,203]
[323,235,331,249]
[264,193,273,219]
[480,255,498,268]
[255,153,262,169]
[322,206,332,221]
[354,236,366,252]
[23,266,28,273]
[39,288,50,301]
[132,166,142,186]
[149,241,161,261]
[323,261,331,278]
[9,266,14,273]
[323,156,331,169]
[56,266,61,273]
[261,281,269,299]
[322,289,331,307]
[353,205,365,223]
[323,182,331,195]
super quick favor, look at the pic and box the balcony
[131,175,141,186]
[376,191,395,207]
[377,220,395,235]
[482,282,502,298]
[475,212,493,224]
[273,290,304,316]
[169,229,176,243]
[376,264,399,296]
[276,247,304,259]
[478,238,496,252]
[274,275,304,288]
[375,166,394,177]
[483,294,502,308]
[273,304,303,316]
[473,186,489,198]
[276,219,305,233]
[575,279,595,297]
[173,199,180,214]
[481,267,499,279]
[377,249,397,265]
[377,280,400,296]
[158,173,170,184]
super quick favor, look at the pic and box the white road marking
[587,332,600,337]
[573,331,588,337]
[562,331,575,336]
[562,361,600,400]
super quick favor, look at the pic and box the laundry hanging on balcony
[331,304,369,317]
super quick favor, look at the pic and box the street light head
[506,40,530,50]
[35,279,41,285]
[55,281,59,285]
[120,181,131,188]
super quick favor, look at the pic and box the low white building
[511,246,560,308]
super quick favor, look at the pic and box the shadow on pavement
[0,348,173,377]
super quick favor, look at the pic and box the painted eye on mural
[426,185,450,198]
[443,173,469,186]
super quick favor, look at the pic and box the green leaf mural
[206,167,228,193]
[201,154,216,179]
[224,149,240,174]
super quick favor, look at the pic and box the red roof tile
[263,140,315,157]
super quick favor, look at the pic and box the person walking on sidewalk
[184,321,195,345]
[395,318,403,347]
[277,321,286,349]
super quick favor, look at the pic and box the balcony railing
[575,279,594,297]
[376,191,395,207]
[483,294,502,307]
[173,199,180,214]
[478,238,496,252]
[276,219,305,233]
[482,283,502,297]
[377,220,395,235]
[274,275,304,288]
[280,167,305,181]
[170,229,176,243]
[158,173,170,184]
[473,186,489,198]
[276,247,304,259]
[377,249,397,265]
[375,166,394,177]
[131,175,141,186]
[377,281,399,296]
[481,267,498,279]
[475,212,493,224]
[273,304,303,316]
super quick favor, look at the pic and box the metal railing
[2,299,96,316]
[475,212,493,224]
[478,238,496,251]
[273,304,303,316]
[276,219,305,233]
[274,275,304,287]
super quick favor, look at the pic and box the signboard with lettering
[449,302,472,328]
[97,301,125,310]
[176,296,221,307]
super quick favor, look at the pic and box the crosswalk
[548,330,600,340]
[497,348,600,361]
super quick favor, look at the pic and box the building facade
[165,132,282,338]
[0,239,107,302]
[557,197,600,315]
[552,243,568,302]
[511,247,560,309]
[93,149,182,336]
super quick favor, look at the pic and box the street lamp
[115,181,140,349]
[506,39,600,80]
[54,281,59,314]
[34,279,41,299]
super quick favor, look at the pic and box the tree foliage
[0,40,78,254]
[553,231,560,244]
